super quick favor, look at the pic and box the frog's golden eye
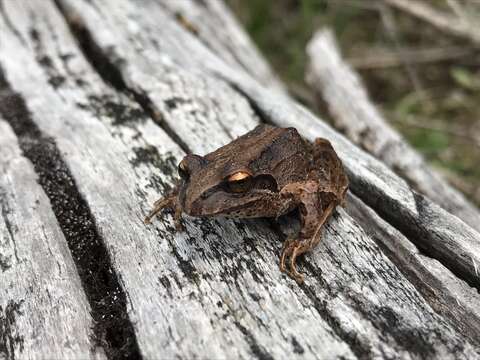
[227,171,252,193]
[178,159,189,180]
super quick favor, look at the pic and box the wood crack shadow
[54,0,191,154]
[0,191,20,267]
[0,66,141,360]
[265,217,372,358]
[0,299,25,359]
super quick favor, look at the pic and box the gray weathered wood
[57,0,480,291]
[1,0,480,358]
[305,28,480,233]
[346,193,480,344]
[159,0,285,92]
[161,0,480,348]
[52,0,480,355]
[0,120,104,360]
[1,2,357,358]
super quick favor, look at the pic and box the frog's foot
[144,194,183,230]
[172,203,184,231]
[280,237,307,284]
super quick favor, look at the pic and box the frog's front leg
[279,181,336,283]
[144,189,184,231]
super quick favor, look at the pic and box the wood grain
[0,0,479,358]
[56,0,480,291]
[0,120,104,359]
[159,0,284,92]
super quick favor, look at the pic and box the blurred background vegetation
[226,0,480,206]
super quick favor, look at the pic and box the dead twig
[348,45,476,69]
[382,0,480,44]
[389,113,480,149]
[378,3,425,96]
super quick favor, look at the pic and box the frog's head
[175,125,310,218]
[176,153,279,218]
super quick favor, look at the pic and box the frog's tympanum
[145,125,348,283]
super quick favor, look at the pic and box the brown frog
[145,125,348,283]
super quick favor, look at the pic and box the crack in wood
[0,67,141,360]
[54,0,191,154]
[233,320,275,360]
[265,219,372,357]
[0,299,25,360]
[0,192,20,267]
[29,26,66,90]
[300,281,373,359]
[0,0,25,46]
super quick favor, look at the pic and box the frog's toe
[145,195,176,225]
[144,209,160,225]
[290,269,305,284]
[174,218,184,232]
[279,238,307,283]
[289,245,306,284]
[279,236,296,273]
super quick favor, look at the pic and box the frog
[144,124,349,283]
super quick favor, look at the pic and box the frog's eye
[227,171,252,193]
[178,159,189,180]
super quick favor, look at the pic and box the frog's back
[205,125,311,188]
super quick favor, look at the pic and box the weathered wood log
[305,28,480,233]
[0,120,104,359]
[79,0,480,288]
[0,0,479,359]
[159,0,284,92]
[346,193,480,343]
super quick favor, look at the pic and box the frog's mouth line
[188,189,278,218]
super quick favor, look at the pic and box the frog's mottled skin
[145,125,349,283]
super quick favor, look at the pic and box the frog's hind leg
[289,202,335,283]
[144,192,183,230]
[279,180,336,283]
[280,236,297,273]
